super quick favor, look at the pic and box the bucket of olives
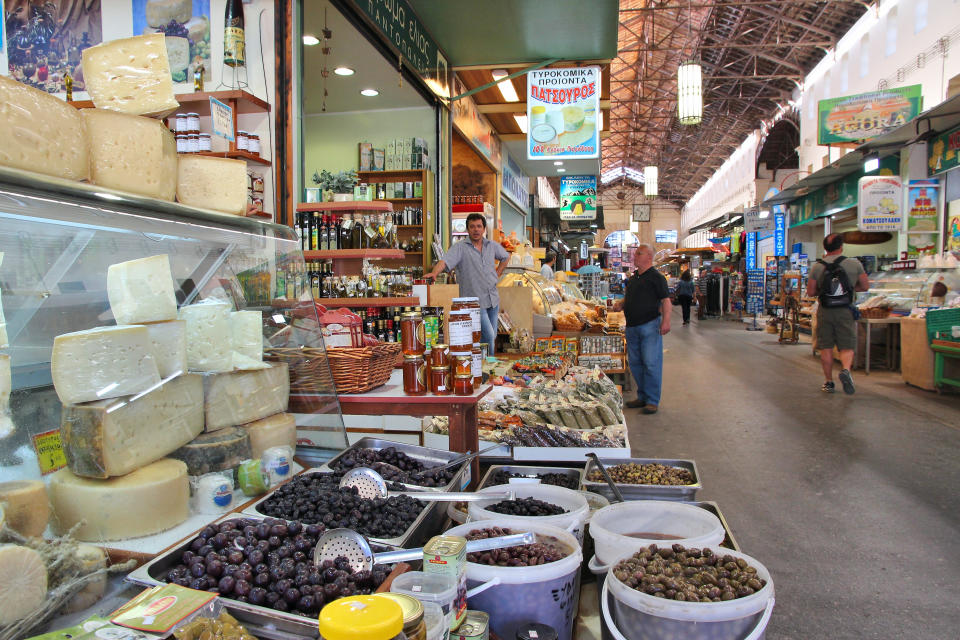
[603,544,775,640]
[467,484,590,544]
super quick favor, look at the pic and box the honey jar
[402,354,427,395]
[451,352,472,377]
[448,309,473,351]
[430,344,449,367]
[471,344,482,389]
[401,312,426,355]
[452,297,482,344]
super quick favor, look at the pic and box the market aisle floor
[616,310,960,640]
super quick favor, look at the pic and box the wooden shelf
[357,170,428,181]
[315,297,420,307]
[68,90,270,115]
[303,249,405,260]
[297,201,393,213]
[397,225,421,229]
[194,150,271,166]
[386,198,422,203]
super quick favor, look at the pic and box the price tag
[209,97,235,141]
[412,585,423,592]
[32,429,66,475]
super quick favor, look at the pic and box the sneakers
[839,369,856,395]
[626,398,646,408]
[822,381,836,393]
[642,404,659,414]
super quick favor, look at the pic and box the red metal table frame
[290,372,492,488]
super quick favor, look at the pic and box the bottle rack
[356,169,435,273]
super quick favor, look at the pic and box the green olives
[587,463,694,485]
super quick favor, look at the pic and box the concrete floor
[615,311,960,640]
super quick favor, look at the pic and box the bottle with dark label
[224,0,246,68]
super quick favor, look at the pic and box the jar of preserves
[249,133,261,156]
[237,130,249,151]
[450,352,472,377]
[430,344,448,367]
[430,366,451,395]
[374,593,425,640]
[471,344,482,389]
[452,297,482,344]
[186,112,200,133]
[198,133,212,152]
[402,354,427,395]
[175,134,187,154]
[174,113,188,133]
[453,373,473,396]
[448,309,473,351]
[187,133,199,153]
[319,595,406,640]
[400,312,425,355]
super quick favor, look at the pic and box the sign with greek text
[746,232,757,269]
[858,176,903,231]
[527,66,600,160]
[774,214,786,257]
[818,85,922,145]
[559,175,597,220]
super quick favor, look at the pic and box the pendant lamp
[644,166,658,198]
[678,60,703,125]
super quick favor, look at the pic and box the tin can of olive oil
[451,611,489,640]
[423,535,467,630]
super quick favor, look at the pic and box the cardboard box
[405,181,414,198]
[387,140,396,155]
[373,149,385,171]
[358,142,373,171]
[414,181,423,198]
[403,138,413,155]
[402,154,413,170]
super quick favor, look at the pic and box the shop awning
[687,212,743,234]
[857,93,960,155]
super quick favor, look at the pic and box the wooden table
[290,370,493,487]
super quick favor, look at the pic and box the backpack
[817,257,854,308]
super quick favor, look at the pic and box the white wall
[798,0,960,172]
[681,133,760,235]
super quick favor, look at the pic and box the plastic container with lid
[319,595,407,640]
[403,354,427,395]
[468,484,591,545]
[375,593,425,640]
[516,622,558,640]
[422,601,446,640]
[448,309,473,351]
[390,571,459,631]
[452,297,482,344]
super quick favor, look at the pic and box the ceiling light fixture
[557,168,566,173]
[644,166,659,198]
[333,67,355,76]
[678,60,703,125]
[360,89,380,97]
[303,35,320,46]
[554,161,564,166]
[863,155,880,173]
[491,69,519,102]
[514,114,528,133]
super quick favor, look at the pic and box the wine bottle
[224,0,246,68]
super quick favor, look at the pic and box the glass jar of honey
[402,354,427,395]
[471,344,482,389]
[452,297,482,344]
[448,309,473,351]
[450,352,472,377]
[401,312,425,355]
[453,373,473,396]
[430,366,451,395]
[430,344,448,367]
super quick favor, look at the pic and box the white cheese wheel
[81,35,180,118]
[179,301,233,372]
[243,413,297,458]
[145,320,188,379]
[0,75,90,181]
[203,364,290,431]
[185,15,210,43]
[176,155,249,215]
[0,480,50,538]
[80,109,178,201]
[107,255,178,325]
[146,0,192,27]
[51,325,161,405]
[0,544,48,625]
[230,311,263,361]
[165,36,190,74]
[48,459,189,541]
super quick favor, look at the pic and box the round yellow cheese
[0,480,50,538]
[0,544,48,625]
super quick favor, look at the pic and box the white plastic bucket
[590,501,725,566]
[604,545,775,640]
[423,600,448,640]
[444,519,584,640]
[391,571,458,632]
[468,484,591,544]
[589,555,614,640]
[579,490,611,522]
[446,500,469,524]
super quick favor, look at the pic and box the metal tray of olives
[582,457,701,501]
[126,514,404,638]
[479,465,583,490]
[692,501,740,551]
[325,437,474,490]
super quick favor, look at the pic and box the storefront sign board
[858,175,904,231]
[927,124,960,176]
[501,148,530,215]
[818,85,923,145]
[452,76,502,170]
[559,175,597,221]
[906,179,941,256]
[744,208,776,233]
[746,232,757,269]
[527,66,601,160]
[948,201,960,257]
[774,214,786,257]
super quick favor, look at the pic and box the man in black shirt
[612,244,671,413]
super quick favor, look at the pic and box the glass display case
[499,270,564,314]
[857,269,928,312]
[0,167,348,490]
[916,268,960,307]
[558,281,587,301]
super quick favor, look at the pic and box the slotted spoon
[340,467,513,502]
[314,528,535,572]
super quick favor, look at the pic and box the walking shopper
[676,270,696,325]
[540,253,556,280]
[612,244,671,413]
[806,233,869,394]
[426,213,510,350]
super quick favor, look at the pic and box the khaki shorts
[817,306,857,351]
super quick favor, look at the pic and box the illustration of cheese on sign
[140,0,212,84]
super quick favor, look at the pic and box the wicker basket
[267,342,401,394]
[859,307,891,319]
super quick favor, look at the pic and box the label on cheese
[51,325,161,404]
[60,373,203,478]
[81,109,178,201]
[107,255,178,325]
[145,320,188,379]
[169,426,251,475]
[230,311,263,361]
[0,76,90,181]
[176,155,249,215]
[48,458,189,541]
[179,301,233,372]
[243,412,297,458]
[203,363,290,431]
[82,34,180,118]
[31,429,67,475]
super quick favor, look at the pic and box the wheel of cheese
[0,544,48,625]
[0,480,50,538]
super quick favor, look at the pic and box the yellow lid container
[319,595,404,640]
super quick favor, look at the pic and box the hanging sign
[452,76,501,169]
[818,85,923,145]
[906,179,940,256]
[744,209,775,233]
[858,176,903,231]
[746,232,757,269]
[774,214,786,257]
[527,66,600,160]
[501,148,530,215]
[927,124,960,176]
[559,175,597,220]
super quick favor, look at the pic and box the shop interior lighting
[333,67,355,76]
[360,88,380,97]
[677,60,703,125]
[491,69,519,102]
[644,166,659,197]
[557,168,566,173]
[302,35,320,46]
[554,161,564,166]
[863,155,880,173]
[514,114,528,133]
[601,166,645,185]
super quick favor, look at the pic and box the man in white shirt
[540,253,556,280]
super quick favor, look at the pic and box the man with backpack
[806,234,870,394]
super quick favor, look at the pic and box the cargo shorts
[817,306,857,351]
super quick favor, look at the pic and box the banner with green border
[818,85,923,145]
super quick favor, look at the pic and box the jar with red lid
[448,309,473,351]
[401,312,425,355]
[471,344,482,389]
[430,366,451,395]
[450,352,472,377]
[452,297,482,344]
[402,354,427,395]
[430,344,448,367]
[453,373,473,396]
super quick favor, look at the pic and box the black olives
[331,447,457,487]
[485,497,567,516]
[465,527,569,566]
[485,470,579,490]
